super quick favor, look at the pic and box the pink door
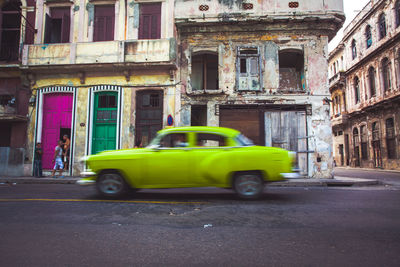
[41,93,73,169]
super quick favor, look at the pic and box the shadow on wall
[0,147,25,176]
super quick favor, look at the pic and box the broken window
[44,7,70,44]
[378,13,386,40]
[191,105,207,126]
[368,67,376,97]
[396,0,400,28]
[139,3,161,40]
[351,40,357,59]
[0,0,21,62]
[93,5,115,42]
[354,76,360,104]
[360,125,368,160]
[365,25,372,49]
[279,49,304,92]
[386,118,396,159]
[237,47,261,91]
[382,58,392,92]
[191,53,218,90]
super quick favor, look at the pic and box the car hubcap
[99,174,123,194]
[236,175,262,196]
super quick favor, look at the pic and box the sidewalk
[0,176,380,187]
[335,166,400,173]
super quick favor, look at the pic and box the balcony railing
[22,38,176,67]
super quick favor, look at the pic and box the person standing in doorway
[63,134,70,171]
[33,142,43,178]
[51,140,64,178]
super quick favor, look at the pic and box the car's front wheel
[233,172,264,199]
[96,171,128,198]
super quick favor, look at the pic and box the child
[51,140,64,178]
[33,142,43,177]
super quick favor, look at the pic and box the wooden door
[92,92,117,154]
[93,5,115,42]
[41,93,73,169]
[265,110,308,176]
[135,90,163,147]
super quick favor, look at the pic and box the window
[195,133,227,147]
[191,105,207,126]
[0,0,21,61]
[365,25,372,49]
[191,53,218,90]
[382,58,392,92]
[378,13,386,39]
[159,133,188,148]
[354,77,360,104]
[351,40,357,59]
[386,118,396,159]
[396,0,400,28]
[279,49,304,92]
[237,47,261,91]
[44,7,70,44]
[368,67,376,97]
[139,3,161,40]
[372,122,380,141]
[360,125,368,160]
[93,5,115,42]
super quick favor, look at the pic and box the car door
[189,133,231,186]
[143,132,191,187]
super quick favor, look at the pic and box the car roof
[158,126,241,137]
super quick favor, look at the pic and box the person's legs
[38,160,42,177]
[33,160,38,177]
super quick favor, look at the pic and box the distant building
[329,0,400,170]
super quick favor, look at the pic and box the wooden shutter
[61,13,70,43]
[44,14,52,44]
[94,5,115,42]
[25,11,35,44]
[139,3,161,39]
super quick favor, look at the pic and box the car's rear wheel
[233,172,264,199]
[96,171,128,198]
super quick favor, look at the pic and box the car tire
[96,171,129,198]
[233,172,264,199]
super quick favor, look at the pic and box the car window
[159,133,188,148]
[196,133,227,147]
[235,134,254,146]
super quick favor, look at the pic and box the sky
[328,0,371,51]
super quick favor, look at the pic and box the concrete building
[329,0,400,170]
[175,0,344,178]
[22,0,178,175]
[0,0,35,176]
[7,0,345,178]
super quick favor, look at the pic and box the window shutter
[94,5,115,42]
[139,3,161,39]
[61,13,70,43]
[44,14,52,43]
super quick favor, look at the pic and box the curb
[0,177,380,187]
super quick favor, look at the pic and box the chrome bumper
[80,171,96,177]
[76,179,96,186]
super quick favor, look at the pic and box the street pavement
[0,177,400,266]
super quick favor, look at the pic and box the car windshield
[147,134,162,148]
[235,134,254,146]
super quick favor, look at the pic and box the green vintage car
[78,126,296,199]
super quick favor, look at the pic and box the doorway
[41,93,73,169]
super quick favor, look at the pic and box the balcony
[331,112,348,127]
[329,71,345,93]
[22,38,177,68]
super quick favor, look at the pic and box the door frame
[33,86,77,176]
[86,85,123,156]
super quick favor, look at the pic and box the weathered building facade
[22,0,178,175]
[0,0,35,175]
[175,0,344,178]
[329,0,400,170]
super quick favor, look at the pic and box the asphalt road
[1,183,399,267]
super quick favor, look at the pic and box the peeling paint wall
[177,14,341,178]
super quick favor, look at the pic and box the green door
[92,92,118,154]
